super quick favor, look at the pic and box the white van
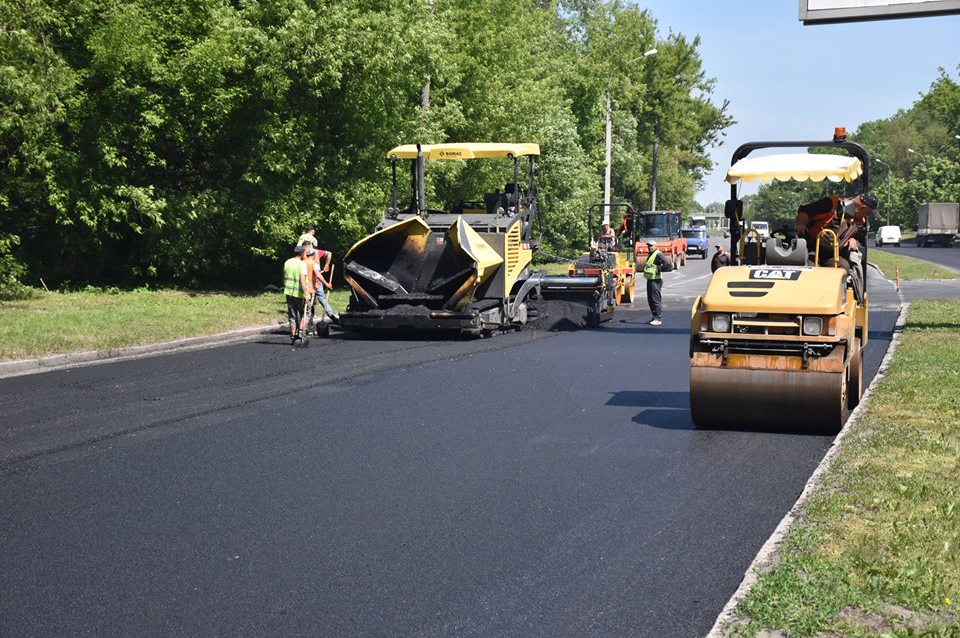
[876,225,901,247]
[749,220,770,240]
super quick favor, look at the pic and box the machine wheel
[316,321,330,338]
[587,305,601,328]
[848,337,863,409]
[625,277,636,303]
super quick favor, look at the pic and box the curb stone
[0,323,284,380]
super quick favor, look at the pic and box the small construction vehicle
[632,210,686,268]
[568,203,637,307]
[689,128,871,431]
[337,142,608,335]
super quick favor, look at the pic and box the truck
[681,227,709,259]
[632,210,686,268]
[916,202,958,247]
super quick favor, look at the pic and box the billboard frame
[799,0,960,24]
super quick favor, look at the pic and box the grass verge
[868,249,960,280]
[725,300,960,637]
[0,288,351,362]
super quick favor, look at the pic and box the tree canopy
[1,0,732,292]
[743,66,960,229]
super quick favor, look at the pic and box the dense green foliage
[0,0,732,291]
[742,67,960,229]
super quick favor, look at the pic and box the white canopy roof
[725,153,863,184]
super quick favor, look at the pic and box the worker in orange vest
[301,241,337,330]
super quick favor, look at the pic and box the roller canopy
[725,153,863,185]
[387,143,540,160]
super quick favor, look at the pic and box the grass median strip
[726,300,960,637]
[868,249,960,280]
[0,288,351,361]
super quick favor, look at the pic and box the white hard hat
[646,239,657,246]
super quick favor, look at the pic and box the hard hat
[646,239,657,246]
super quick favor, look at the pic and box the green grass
[0,287,351,361]
[868,249,960,281]
[725,300,960,637]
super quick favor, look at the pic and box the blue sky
[636,1,960,205]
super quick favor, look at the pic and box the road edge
[704,301,910,637]
[0,323,284,380]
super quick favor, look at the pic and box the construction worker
[283,245,312,343]
[302,243,337,329]
[643,239,672,326]
[596,222,617,251]
[297,224,318,249]
[795,193,877,270]
[711,243,730,273]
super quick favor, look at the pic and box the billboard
[799,0,960,24]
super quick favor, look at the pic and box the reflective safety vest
[283,257,305,298]
[644,250,663,280]
[302,253,320,294]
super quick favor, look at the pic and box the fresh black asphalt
[0,295,899,637]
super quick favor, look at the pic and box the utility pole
[875,158,893,226]
[650,117,659,211]
[603,48,656,222]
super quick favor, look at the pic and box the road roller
[689,129,871,431]
[564,203,638,324]
[338,142,609,335]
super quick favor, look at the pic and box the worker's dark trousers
[285,295,305,334]
[646,278,663,319]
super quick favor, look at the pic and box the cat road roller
[337,143,610,336]
[689,129,871,431]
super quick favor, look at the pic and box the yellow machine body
[689,264,868,431]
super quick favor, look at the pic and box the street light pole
[907,148,926,163]
[875,158,892,226]
[603,48,657,222]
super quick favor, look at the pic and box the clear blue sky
[637,1,960,206]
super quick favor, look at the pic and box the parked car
[875,225,901,247]
[682,227,709,259]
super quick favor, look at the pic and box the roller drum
[689,365,847,432]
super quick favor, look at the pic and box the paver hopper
[339,143,607,335]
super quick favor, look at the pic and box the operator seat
[764,237,807,266]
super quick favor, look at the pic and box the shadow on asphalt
[609,389,841,436]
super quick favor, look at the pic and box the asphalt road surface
[0,258,903,638]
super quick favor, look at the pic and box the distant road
[871,242,960,273]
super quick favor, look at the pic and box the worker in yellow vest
[643,239,673,326]
[283,245,312,343]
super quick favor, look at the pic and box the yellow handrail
[814,228,840,267]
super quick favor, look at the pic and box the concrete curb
[0,323,284,380]
[705,301,910,637]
